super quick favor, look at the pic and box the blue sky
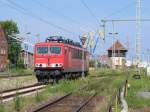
[0,0,150,60]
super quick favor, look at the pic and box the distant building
[98,54,111,66]
[21,50,34,68]
[0,25,8,71]
[108,40,128,68]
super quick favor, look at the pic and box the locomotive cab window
[37,46,48,54]
[50,46,61,54]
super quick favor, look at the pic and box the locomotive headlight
[50,63,63,67]
[35,64,46,67]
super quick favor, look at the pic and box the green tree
[89,60,96,67]
[0,20,22,68]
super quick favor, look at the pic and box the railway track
[31,92,97,112]
[0,73,33,78]
[29,78,108,112]
[0,83,46,102]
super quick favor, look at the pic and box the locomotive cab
[34,36,89,83]
[34,43,64,82]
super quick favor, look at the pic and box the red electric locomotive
[34,36,89,82]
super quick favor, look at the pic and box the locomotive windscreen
[37,46,61,54]
[50,46,61,54]
[37,46,48,54]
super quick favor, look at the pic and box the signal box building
[108,40,128,68]
[0,25,8,71]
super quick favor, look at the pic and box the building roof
[108,40,127,51]
[21,50,33,55]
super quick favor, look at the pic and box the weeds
[35,90,44,102]
[1,69,129,111]
[0,104,4,112]
[126,75,150,108]
[14,95,22,111]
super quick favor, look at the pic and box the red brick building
[0,25,8,71]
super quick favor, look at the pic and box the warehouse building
[0,25,8,71]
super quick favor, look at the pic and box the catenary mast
[135,0,141,65]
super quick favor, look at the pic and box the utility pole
[135,0,141,66]
[101,19,150,40]
[112,22,115,58]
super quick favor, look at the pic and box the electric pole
[135,0,141,66]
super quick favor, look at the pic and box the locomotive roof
[35,42,87,51]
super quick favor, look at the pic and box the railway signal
[80,34,87,47]
[80,35,87,78]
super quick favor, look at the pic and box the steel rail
[0,73,32,78]
[1,83,41,93]
[74,93,97,112]
[0,83,45,101]
[32,92,72,112]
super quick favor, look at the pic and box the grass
[89,68,130,112]
[0,75,37,91]
[0,68,33,76]
[0,104,4,112]
[46,79,86,93]
[126,73,150,109]
[1,78,88,112]
[14,96,22,111]
[1,68,129,112]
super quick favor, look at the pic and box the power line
[104,1,136,19]
[32,1,79,26]
[32,0,94,32]
[80,0,100,25]
[4,0,76,35]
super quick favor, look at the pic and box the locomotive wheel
[52,75,59,84]
[37,75,43,83]
[62,74,67,80]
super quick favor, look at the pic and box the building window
[0,49,1,55]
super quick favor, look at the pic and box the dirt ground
[28,95,107,112]
[129,108,150,112]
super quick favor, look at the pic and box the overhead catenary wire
[80,0,100,25]
[100,1,137,41]
[32,0,93,31]
[4,0,76,35]
[79,0,104,56]
[31,0,94,35]
[104,1,136,19]
[8,35,33,46]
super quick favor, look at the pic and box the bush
[89,60,95,67]
[17,58,25,69]
[14,96,22,111]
